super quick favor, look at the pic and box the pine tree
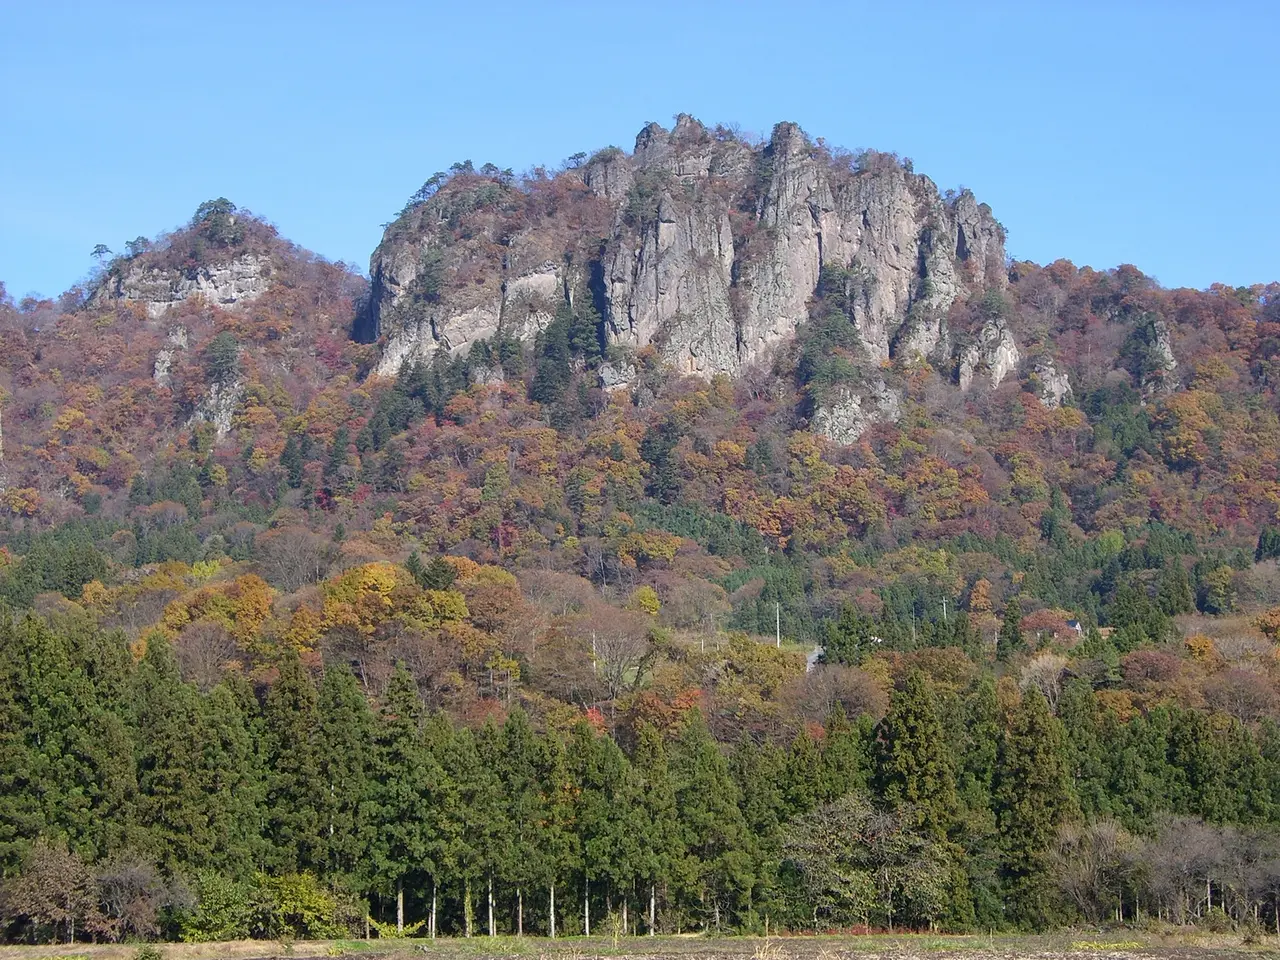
[202,679,265,873]
[316,665,373,880]
[567,721,637,936]
[731,736,787,839]
[995,689,1076,928]
[1257,524,1280,562]
[955,676,1003,929]
[421,712,466,937]
[281,434,305,488]
[1156,561,1194,615]
[131,634,217,871]
[535,726,578,937]
[365,666,435,933]
[1106,709,1171,829]
[629,723,682,935]
[450,723,506,936]
[325,426,350,480]
[1167,707,1229,821]
[783,728,823,817]
[818,707,875,801]
[261,650,322,873]
[0,615,134,869]
[670,709,752,931]
[1057,679,1110,819]
[877,670,958,839]
[958,677,1001,812]
[499,710,544,935]
[998,599,1024,661]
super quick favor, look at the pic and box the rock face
[1148,317,1179,386]
[1030,356,1073,409]
[811,381,903,445]
[152,327,190,387]
[92,254,273,318]
[958,319,1021,391]
[190,377,243,440]
[362,116,1007,380]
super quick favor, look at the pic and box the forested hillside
[2,118,1280,944]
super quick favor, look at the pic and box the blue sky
[2,1,1276,300]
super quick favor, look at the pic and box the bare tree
[1138,816,1227,924]
[1,839,104,943]
[1020,653,1070,712]
[1203,668,1278,723]
[780,663,889,725]
[255,524,334,591]
[1050,819,1137,923]
[175,620,243,689]
[95,853,180,942]
[571,605,655,702]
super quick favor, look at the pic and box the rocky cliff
[361,116,1008,386]
[88,200,285,319]
[90,253,274,318]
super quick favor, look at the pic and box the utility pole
[775,601,781,648]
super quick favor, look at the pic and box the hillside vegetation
[1,119,1280,945]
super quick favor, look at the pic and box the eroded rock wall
[364,116,1008,383]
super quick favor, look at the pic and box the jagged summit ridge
[361,116,1008,381]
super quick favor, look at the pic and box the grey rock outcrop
[1148,318,1178,385]
[190,377,243,440]
[366,232,565,378]
[1030,356,1073,408]
[811,380,903,445]
[152,327,190,386]
[598,360,636,393]
[93,254,273,318]
[364,116,1007,381]
[958,319,1021,391]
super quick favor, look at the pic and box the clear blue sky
[2,1,1276,300]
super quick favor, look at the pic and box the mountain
[3,113,1280,943]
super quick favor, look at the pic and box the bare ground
[0,932,1273,960]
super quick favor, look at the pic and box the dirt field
[0,932,1271,960]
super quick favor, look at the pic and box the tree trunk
[488,873,495,937]
[518,886,524,936]
[431,878,437,939]
[550,882,556,939]
[585,878,590,936]
[465,878,473,937]
[650,883,656,936]
[622,898,628,936]
[397,877,404,935]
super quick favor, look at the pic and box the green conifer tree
[997,599,1024,661]
[629,723,682,935]
[994,689,1076,928]
[670,709,753,931]
[818,708,875,802]
[783,728,823,818]
[262,650,322,872]
[877,671,958,839]
[366,666,435,933]
[131,634,217,871]
[316,665,373,880]
[202,679,265,873]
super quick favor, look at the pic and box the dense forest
[2,125,1280,944]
